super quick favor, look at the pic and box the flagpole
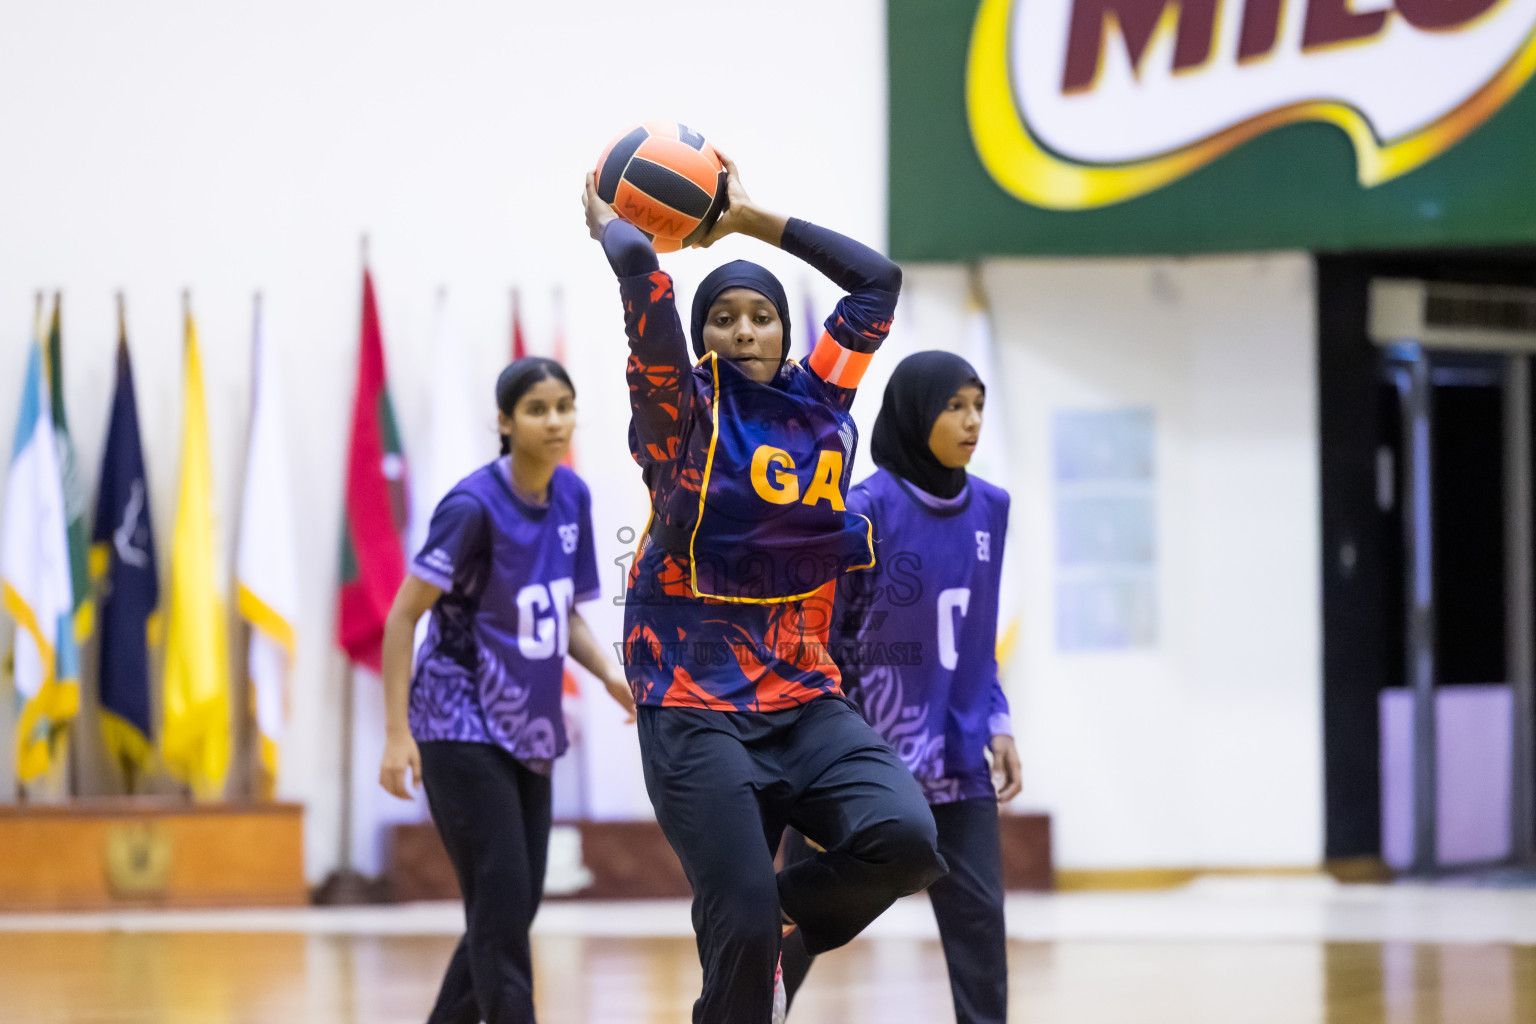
[52,291,82,805]
[315,654,372,903]
[234,292,263,803]
[178,289,193,804]
[317,236,375,904]
[114,291,139,797]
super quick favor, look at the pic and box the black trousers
[419,740,553,1024]
[782,797,1008,1024]
[638,697,947,1024]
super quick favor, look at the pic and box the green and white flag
[44,295,93,646]
[2,320,80,781]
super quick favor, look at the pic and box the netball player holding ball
[584,126,945,1024]
[782,350,1020,1024]
[378,356,635,1024]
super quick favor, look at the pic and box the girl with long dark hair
[378,356,634,1024]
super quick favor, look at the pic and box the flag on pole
[91,298,159,787]
[549,290,580,696]
[236,296,300,799]
[962,267,1022,666]
[161,298,232,799]
[511,287,528,361]
[336,267,408,672]
[551,287,575,469]
[2,312,80,782]
[44,295,94,646]
[410,291,482,564]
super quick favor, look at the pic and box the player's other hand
[583,171,619,241]
[989,734,1022,802]
[693,152,752,249]
[379,731,422,800]
[603,670,638,723]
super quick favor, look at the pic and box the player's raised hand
[694,152,787,249]
[583,171,619,241]
[693,152,751,249]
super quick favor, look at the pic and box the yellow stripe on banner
[258,734,279,801]
[73,599,94,646]
[2,581,54,690]
[14,679,80,783]
[101,708,156,778]
[245,682,281,801]
[88,542,109,582]
[996,616,1020,667]
[237,583,296,661]
[4,581,59,781]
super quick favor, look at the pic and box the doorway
[1318,251,1536,872]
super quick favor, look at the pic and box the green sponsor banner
[889,0,1536,259]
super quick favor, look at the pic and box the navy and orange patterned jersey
[603,217,901,711]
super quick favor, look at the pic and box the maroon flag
[552,287,575,469]
[336,269,408,672]
[511,288,528,361]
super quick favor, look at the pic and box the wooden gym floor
[3,880,1536,1023]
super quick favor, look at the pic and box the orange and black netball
[594,121,728,253]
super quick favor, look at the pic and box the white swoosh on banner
[968,0,1536,208]
[114,481,151,570]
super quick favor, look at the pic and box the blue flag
[91,324,159,785]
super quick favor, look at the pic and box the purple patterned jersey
[408,460,599,773]
[833,469,1012,803]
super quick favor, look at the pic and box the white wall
[902,257,1324,869]
[0,0,888,881]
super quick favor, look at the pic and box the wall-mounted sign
[1053,409,1157,651]
[890,0,1536,258]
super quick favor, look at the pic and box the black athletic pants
[419,740,553,1024]
[638,697,947,1024]
[781,797,1008,1024]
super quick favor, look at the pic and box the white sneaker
[772,953,787,1024]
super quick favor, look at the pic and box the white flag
[236,300,299,797]
[343,291,482,852]
[409,292,484,563]
[962,269,1022,666]
[2,336,79,782]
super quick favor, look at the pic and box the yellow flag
[161,302,230,799]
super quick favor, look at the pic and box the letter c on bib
[751,445,800,504]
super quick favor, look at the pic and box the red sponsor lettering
[1062,0,1507,90]
[1062,0,1219,92]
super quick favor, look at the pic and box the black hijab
[870,350,984,500]
[689,260,792,372]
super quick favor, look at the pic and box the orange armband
[807,331,874,390]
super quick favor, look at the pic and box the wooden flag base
[0,798,306,911]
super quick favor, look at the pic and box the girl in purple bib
[378,357,634,1024]
[782,351,1022,1024]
